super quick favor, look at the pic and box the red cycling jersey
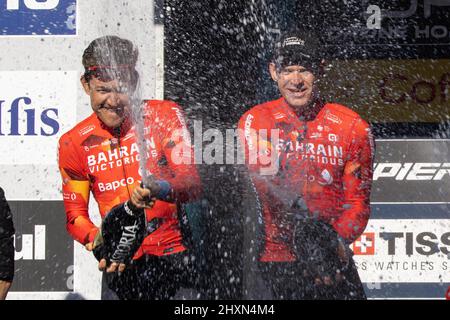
[238,98,374,262]
[58,100,201,259]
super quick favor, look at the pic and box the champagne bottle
[93,200,146,265]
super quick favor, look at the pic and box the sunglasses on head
[85,65,134,82]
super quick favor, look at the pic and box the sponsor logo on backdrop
[0,97,59,136]
[379,71,450,105]
[352,232,375,255]
[14,225,46,260]
[1,0,76,36]
[326,0,450,45]
[0,71,77,165]
[353,230,450,256]
[373,163,450,181]
[364,0,450,41]
[10,201,74,292]
[323,60,450,123]
[371,140,450,202]
[352,219,450,283]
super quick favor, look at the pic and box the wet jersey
[238,98,374,262]
[58,100,201,259]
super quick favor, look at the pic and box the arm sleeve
[238,111,276,175]
[237,111,286,209]
[0,188,15,281]
[157,102,202,203]
[332,118,374,243]
[238,111,268,185]
[58,134,98,245]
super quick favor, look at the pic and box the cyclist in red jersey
[58,36,201,299]
[238,29,374,299]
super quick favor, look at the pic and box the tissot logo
[352,233,375,255]
[381,231,450,256]
[352,231,450,256]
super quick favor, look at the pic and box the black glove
[141,176,172,202]
[291,215,350,284]
[93,201,147,266]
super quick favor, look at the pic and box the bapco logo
[352,232,375,255]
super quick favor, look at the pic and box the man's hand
[85,240,126,273]
[292,216,352,288]
[314,238,350,286]
[314,269,344,286]
[130,185,156,209]
[85,201,147,274]
[315,239,350,286]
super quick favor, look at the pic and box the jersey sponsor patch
[78,125,95,136]
[318,169,334,185]
[325,112,342,124]
[274,112,286,119]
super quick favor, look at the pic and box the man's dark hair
[82,35,139,85]
[82,35,138,69]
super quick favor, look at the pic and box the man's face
[269,63,317,110]
[81,76,133,128]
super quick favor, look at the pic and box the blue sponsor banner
[363,203,450,299]
[0,0,76,36]
[371,203,450,220]
[364,283,450,299]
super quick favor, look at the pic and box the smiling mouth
[288,87,308,97]
[99,104,125,115]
